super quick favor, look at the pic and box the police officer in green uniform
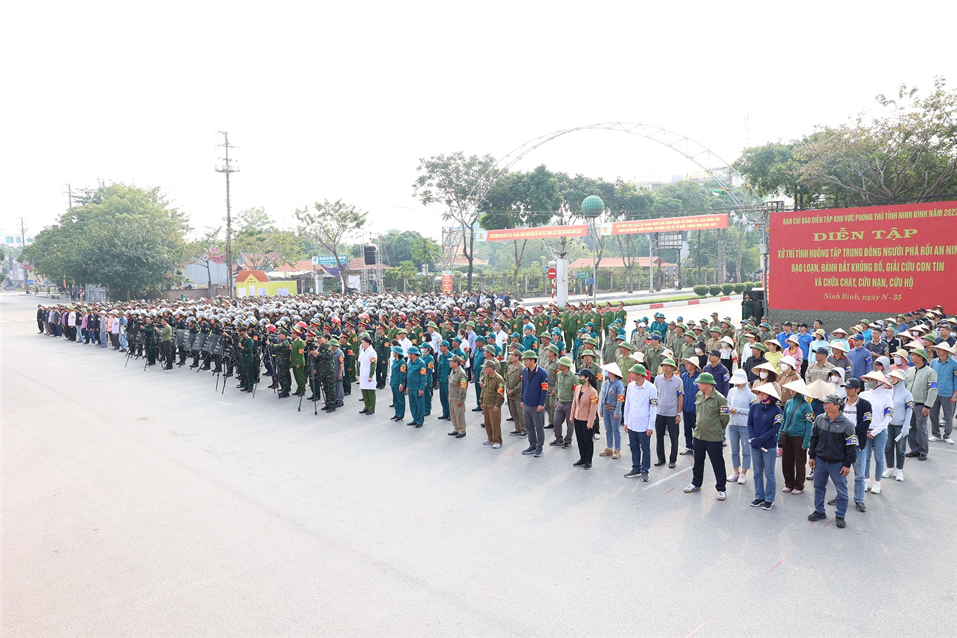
[313,333,337,412]
[238,327,255,392]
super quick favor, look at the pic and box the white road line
[642,465,693,490]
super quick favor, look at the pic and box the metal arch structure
[443,122,758,270]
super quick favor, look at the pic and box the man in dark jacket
[702,350,730,397]
[808,394,858,528]
[840,378,872,512]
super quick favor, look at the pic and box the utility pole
[19,216,28,291]
[215,132,239,298]
[63,183,73,211]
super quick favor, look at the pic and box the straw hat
[889,369,907,382]
[783,378,809,396]
[753,362,779,375]
[861,370,891,387]
[682,357,701,370]
[753,382,781,401]
[830,341,848,353]
[805,379,836,401]
[601,362,623,378]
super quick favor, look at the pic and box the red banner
[441,273,453,293]
[602,213,728,236]
[480,224,588,241]
[769,201,957,312]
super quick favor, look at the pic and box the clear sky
[1,0,953,242]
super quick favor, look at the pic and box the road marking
[642,465,693,491]
[763,556,789,577]
[685,622,708,638]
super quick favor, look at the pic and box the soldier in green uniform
[374,325,390,389]
[291,327,307,396]
[273,330,292,398]
[144,317,157,366]
[159,317,173,370]
[312,333,337,412]
[238,327,255,392]
[342,326,356,396]
[447,355,468,437]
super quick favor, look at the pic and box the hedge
[693,285,709,297]
[733,283,745,293]
[709,285,722,296]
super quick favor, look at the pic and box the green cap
[629,363,647,376]
[618,342,633,351]
[751,342,767,353]
[580,349,597,358]
[660,358,677,368]
[911,347,929,360]
[696,372,716,385]
[558,356,573,368]
[483,358,498,368]
[521,349,539,359]
[547,344,560,355]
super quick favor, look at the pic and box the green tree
[21,183,189,299]
[797,77,956,205]
[412,151,500,291]
[477,165,562,293]
[295,199,367,291]
[233,206,306,272]
[381,230,440,268]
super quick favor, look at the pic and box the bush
[733,283,745,293]
[721,283,735,295]
[743,281,755,291]
[693,285,709,297]
[709,285,722,296]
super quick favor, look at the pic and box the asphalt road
[3,293,955,637]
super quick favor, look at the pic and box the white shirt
[398,337,413,355]
[495,330,508,350]
[624,380,658,433]
[358,345,377,390]
[861,386,893,435]
[727,385,755,427]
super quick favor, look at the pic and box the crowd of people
[35,294,955,529]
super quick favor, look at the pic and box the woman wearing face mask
[889,348,910,374]
[726,369,754,485]
[868,357,891,388]
[751,362,779,394]
[747,383,783,510]
[778,355,801,402]
[884,369,913,482]
[780,379,814,495]
[829,367,847,399]
[860,371,893,494]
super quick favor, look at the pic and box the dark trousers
[439,383,450,418]
[682,411,696,450]
[656,414,679,463]
[376,359,388,387]
[574,419,593,463]
[781,434,808,490]
[692,438,727,491]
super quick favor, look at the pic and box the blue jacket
[702,362,730,397]
[930,355,956,398]
[747,400,783,450]
[681,370,699,414]
[521,364,549,406]
[846,346,872,380]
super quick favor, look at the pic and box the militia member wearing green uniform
[273,330,292,398]
[447,356,468,437]
[436,341,453,420]
[420,342,435,416]
[311,334,337,412]
[238,327,256,392]
[159,317,174,370]
[389,346,407,421]
[144,318,157,366]
[505,349,527,437]
[405,346,427,427]
[480,359,506,446]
